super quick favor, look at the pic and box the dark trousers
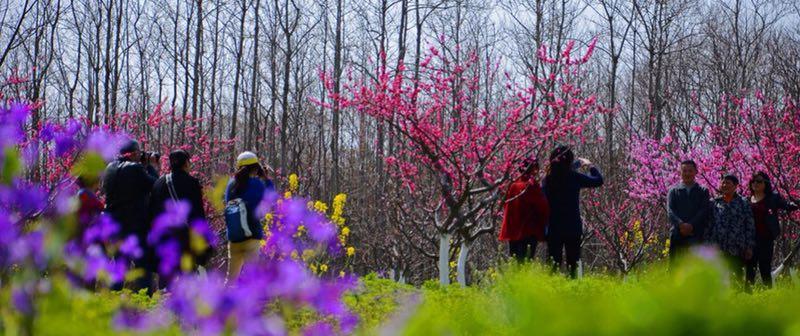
[548,234,581,279]
[509,237,538,263]
[668,236,702,268]
[746,238,775,288]
[722,251,747,290]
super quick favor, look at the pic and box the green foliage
[346,273,413,333]
[1,147,22,184]
[70,153,107,181]
[402,257,800,335]
[5,259,800,335]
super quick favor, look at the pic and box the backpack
[224,187,253,243]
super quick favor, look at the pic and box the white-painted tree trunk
[438,233,451,285]
[457,240,470,287]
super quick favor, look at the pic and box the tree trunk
[438,233,451,285]
[456,240,470,287]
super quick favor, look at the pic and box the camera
[141,151,161,164]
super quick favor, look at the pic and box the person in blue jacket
[224,151,275,282]
[543,145,604,278]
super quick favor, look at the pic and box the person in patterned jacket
[705,174,755,283]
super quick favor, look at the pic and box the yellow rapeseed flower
[346,246,355,257]
[341,227,350,236]
[331,193,347,226]
[320,264,328,273]
[313,201,328,214]
[284,191,292,199]
[288,173,299,193]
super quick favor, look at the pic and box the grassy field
[4,254,800,335]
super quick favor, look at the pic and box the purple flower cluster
[1,101,359,334]
[114,194,359,335]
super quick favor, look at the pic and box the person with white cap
[224,151,275,282]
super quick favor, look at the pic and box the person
[543,146,604,278]
[103,139,159,293]
[499,157,550,263]
[149,150,212,287]
[746,171,798,289]
[224,151,275,282]
[705,174,754,285]
[75,174,104,238]
[666,160,711,264]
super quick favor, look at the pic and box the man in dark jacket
[103,139,159,293]
[149,150,211,284]
[666,160,711,264]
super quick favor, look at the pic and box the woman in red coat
[499,157,550,262]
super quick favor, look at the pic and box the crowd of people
[499,146,798,290]
[73,138,798,293]
[75,139,275,294]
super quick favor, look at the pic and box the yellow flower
[339,271,346,278]
[302,249,315,260]
[341,227,350,236]
[662,238,671,258]
[346,246,355,257]
[320,264,328,273]
[331,193,347,226]
[284,191,292,199]
[313,201,328,214]
[288,173,299,193]
[295,225,306,237]
[181,253,194,272]
[309,264,318,273]
[290,250,299,260]
[449,261,456,269]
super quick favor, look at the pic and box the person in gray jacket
[666,160,711,264]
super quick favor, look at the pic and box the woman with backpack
[224,151,275,283]
[150,150,212,288]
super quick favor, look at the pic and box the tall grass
[402,255,800,335]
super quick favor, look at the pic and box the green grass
[401,257,800,335]
[4,256,800,335]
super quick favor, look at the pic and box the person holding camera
[103,139,159,293]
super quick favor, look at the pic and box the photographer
[103,139,159,293]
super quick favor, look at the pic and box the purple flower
[120,235,143,259]
[113,307,169,332]
[21,142,39,167]
[303,322,334,336]
[691,245,721,262]
[157,239,181,277]
[85,128,129,160]
[8,180,48,216]
[11,284,34,316]
[39,122,56,142]
[190,219,218,248]
[305,213,335,243]
[0,102,30,148]
[54,133,78,157]
[149,200,190,245]
[83,214,119,245]
[10,231,46,269]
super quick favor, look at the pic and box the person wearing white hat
[224,151,275,282]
